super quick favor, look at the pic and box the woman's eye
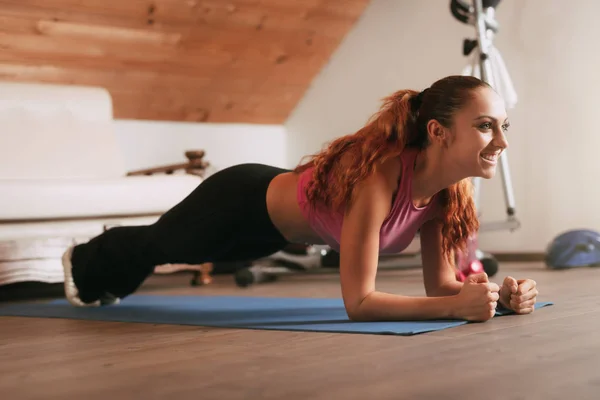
[502,123,511,131]
[479,122,492,130]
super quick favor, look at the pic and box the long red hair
[294,75,488,263]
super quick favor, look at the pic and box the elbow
[346,307,366,322]
[344,293,373,322]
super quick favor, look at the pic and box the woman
[62,75,538,322]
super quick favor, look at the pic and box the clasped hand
[454,273,538,321]
[498,276,538,315]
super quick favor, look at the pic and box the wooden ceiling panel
[0,0,370,123]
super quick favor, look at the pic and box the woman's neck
[411,146,466,206]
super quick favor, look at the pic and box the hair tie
[411,88,428,112]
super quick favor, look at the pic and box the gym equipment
[234,242,498,288]
[0,295,553,336]
[545,229,600,269]
[233,244,439,287]
[451,0,520,279]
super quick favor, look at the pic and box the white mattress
[0,174,202,220]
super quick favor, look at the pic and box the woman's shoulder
[376,147,419,194]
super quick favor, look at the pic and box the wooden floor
[1,262,599,400]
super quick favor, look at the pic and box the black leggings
[71,163,292,303]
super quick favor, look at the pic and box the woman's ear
[426,120,448,147]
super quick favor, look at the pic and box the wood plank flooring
[1,262,599,400]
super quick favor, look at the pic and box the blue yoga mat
[0,295,553,336]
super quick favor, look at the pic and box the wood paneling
[0,0,370,123]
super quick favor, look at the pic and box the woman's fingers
[517,279,536,295]
[514,307,534,315]
[489,291,500,302]
[511,298,536,313]
[511,288,538,303]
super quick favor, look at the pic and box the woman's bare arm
[338,168,458,322]
[420,218,464,297]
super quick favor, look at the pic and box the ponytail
[295,89,419,212]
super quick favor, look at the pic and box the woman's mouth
[480,152,500,165]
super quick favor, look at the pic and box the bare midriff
[265,171,326,246]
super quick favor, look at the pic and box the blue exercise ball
[545,229,600,269]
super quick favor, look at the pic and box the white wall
[285,0,600,253]
[476,0,600,253]
[113,120,287,175]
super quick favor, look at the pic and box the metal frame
[452,0,520,234]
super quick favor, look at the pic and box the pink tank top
[296,147,441,254]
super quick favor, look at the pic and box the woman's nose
[494,129,509,149]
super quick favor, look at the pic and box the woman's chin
[477,165,497,179]
[482,170,496,179]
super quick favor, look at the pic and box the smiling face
[427,86,510,179]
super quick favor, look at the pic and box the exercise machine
[233,0,520,287]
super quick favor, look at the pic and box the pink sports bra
[296,147,441,254]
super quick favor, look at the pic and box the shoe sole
[61,245,101,307]
[62,245,121,307]
[100,293,120,306]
